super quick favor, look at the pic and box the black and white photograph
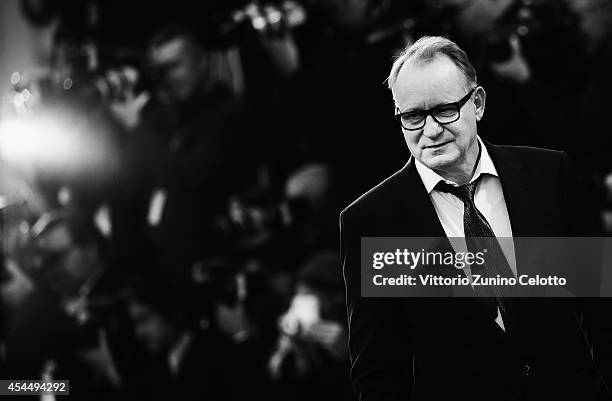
[1,0,611,400]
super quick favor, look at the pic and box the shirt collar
[414,136,499,194]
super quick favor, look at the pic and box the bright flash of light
[0,116,102,171]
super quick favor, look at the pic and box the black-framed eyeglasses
[395,89,475,131]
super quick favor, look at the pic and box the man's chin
[420,153,458,171]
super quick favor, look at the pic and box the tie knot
[435,180,477,203]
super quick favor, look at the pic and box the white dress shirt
[414,136,516,331]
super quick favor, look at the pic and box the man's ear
[473,86,486,122]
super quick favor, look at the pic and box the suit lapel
[393,158,448,237]
[484,141,540,237]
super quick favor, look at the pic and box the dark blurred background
[1,0,611,399]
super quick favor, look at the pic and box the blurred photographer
[268,251,355,401]
[113,24,256,279]
[120,277,232,401]
[3,209,119,399]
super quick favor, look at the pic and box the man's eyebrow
[398,107,424,114]
[398,101,450,114]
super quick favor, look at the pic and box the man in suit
[340,36,612,400]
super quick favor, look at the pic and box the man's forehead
[393,55,467,106]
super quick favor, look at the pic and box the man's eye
[401,113,424,124]
[434,106,458,118]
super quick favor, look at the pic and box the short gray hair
[387,36,477,93]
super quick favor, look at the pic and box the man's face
[392,55,484,177]
[150,37,205,104]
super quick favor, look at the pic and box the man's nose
[422,115,443,138]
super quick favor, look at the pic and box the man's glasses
[395,89,475,131]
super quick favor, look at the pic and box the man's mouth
[425,141,451,149]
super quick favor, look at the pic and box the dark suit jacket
[340,142,612,401]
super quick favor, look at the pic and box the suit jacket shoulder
[341,164,412,220]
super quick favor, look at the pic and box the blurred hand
[279,293,321,336]
[303,320,347,360]
[108,91,150,131]
[489,35,531,84]
[279,309,300,336]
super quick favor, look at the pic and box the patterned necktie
[435,178,514,325]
